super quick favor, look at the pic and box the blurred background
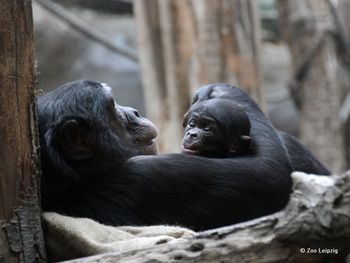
[33,0,350,173]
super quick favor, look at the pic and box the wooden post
[0,0,46,262]
[278,0,345,173]
[135,0,263,152]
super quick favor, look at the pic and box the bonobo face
[111,103,158,155]
[99,82,158,156]
[38,80,158,179]
[182,111,226,157]
[182,98,251,158]
[75,82,159,157]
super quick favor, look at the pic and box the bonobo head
[182,98,251,158]
[38,80,158,204]
[192,83,237,104]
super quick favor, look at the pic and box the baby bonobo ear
[182,112,190,127]
[228,135,251,156]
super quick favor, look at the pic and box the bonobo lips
[135,127,158,146]
[135,130,158,155]
[134,119,158,155]
[137,138,156,146]
[181,143,200,155]
[138,138,158,155]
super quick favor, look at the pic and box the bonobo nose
[124,107,141,118]
[187,130,197,138]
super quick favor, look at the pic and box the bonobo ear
[228,135,251,155]
[54,117,94,160]
[183,112,190,127]
[191,94,199,105]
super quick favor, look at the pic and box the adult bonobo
[39,80,293,231]
[194,83,330,175]
[39,80,158,212]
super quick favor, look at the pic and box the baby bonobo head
[182,98,251,158]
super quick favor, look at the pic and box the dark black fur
[194,83,330,175]
[39,80,294,231]
[279,131,330,174]
[182,98,252,157]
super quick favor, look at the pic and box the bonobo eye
[188,120,196,128]
[133,110,141,118]
[203,125,212,132]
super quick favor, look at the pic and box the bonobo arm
[116,153,292,231]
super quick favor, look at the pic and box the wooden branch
[51,0,133,14]
[35,0,138,62]
[287,31,326,108]
[326,0,350,75]
[63,172,350,262]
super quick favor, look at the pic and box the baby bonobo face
[182,99,251,158]
[182,113,226,157]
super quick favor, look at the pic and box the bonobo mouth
[136,138,157,147]
[138,138,158,155]
[134,127,158,156]
[135,125,158,144]
[182,144,200,155]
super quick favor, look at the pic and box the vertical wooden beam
[0,0,46,261]
[134,0,170,152]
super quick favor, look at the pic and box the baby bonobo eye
[203,125,212,132]
[188,120,196,128]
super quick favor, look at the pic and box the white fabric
[43,212,195,261]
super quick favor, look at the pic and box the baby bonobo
[182,98,252,158]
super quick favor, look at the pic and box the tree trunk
[0,0,46,262]
[337,0,350,41]
[278,0,345,173]
[337,0,350,169]
[135,0,263,153]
